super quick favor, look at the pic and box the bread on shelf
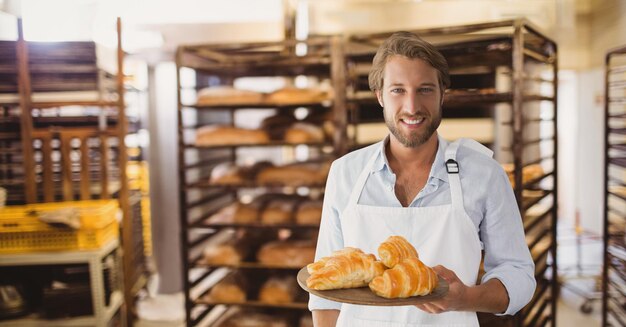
[207,202,259,225]
[256,161,330,186]
[260,198,299,225]
[214,308,289,327]
[258,275,299,304]
[257,240,316,267]
[209,161,274,186]
[284,122,326,144]
[501,163,545,188]
[201,233,250,266]
[195,125,270,146]
[195,86,265,106]
[295,200,322,225]
[266,86,330,105]
[204,272,247,303]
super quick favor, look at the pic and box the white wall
[576,68,605,235]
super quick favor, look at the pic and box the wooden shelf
[185,141,333,150]
[193,261,303,270]
[195,299,308,310]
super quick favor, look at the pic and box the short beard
[383,106,441,148]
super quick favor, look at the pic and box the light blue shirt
[309,135,536,316]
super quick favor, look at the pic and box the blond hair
[368,31,450,93]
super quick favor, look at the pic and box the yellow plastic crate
[0,221,119,253]
[0,200,119,233]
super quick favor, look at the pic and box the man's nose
[403,92,420,114]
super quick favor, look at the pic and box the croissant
[306,248,386,290]
[369,257,438,298]
[378,235,419,268]
[306,247,362,274]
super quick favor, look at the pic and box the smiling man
[309,32,535,326]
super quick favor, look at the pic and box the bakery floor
[136,224,604,327]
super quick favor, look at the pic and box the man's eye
[391,88,404,94]
[419,88,434,94]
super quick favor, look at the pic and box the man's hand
[414,265,509,314]
[414,265,468,313]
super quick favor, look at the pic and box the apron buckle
[445,159,459,174]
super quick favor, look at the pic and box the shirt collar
[372,134,449,184]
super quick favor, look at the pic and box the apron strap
[347,141,383,206]
[444,138,493,213]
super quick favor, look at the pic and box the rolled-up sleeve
[308,161,344,311]
[480,167,536,315]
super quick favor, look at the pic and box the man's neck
[386,133,439,173]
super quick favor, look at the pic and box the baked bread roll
[260,198,298,225]
[306,247,363,274]
[196,86,265,106]
[260,113,297,140]
[216,310,289,327]
[266,87,329,105]
[306,248,386,290]
[257,240,316,267]
[284,123,325,143]
[378,235,419,268]
[295,200,322,225]
[205,273,247,303]
[258,275,299,304]
[369,257,438,298]
[256,162,327,186]
[202,239,248,266]
[210,161,274,186]
[195,125,270,146]
[502,163,544,188]
[207,203,258,225]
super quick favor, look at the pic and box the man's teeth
[402,118,424,125]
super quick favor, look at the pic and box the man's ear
[375,90,384,108]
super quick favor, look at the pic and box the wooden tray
[297,267,449,306]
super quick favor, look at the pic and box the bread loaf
[202,239,248,266]
[266,87,329,105]
[260,198,297,225]
[295,200,322,225]
[196,86,265,106]
[257,240,316,267]
[205,273,247,303]
[258,275,299,304]
[502,163,544,188]
[207,203,259,225]
[209,163,245,185]
[216,310,289,327]
[284,123,325,143]
[210,161,274,186]
[195,125,270,146]
[256,162,328,186]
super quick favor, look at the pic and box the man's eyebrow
[386,82,438,87]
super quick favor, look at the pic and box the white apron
[336,138,493,327]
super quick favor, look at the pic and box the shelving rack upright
[602,44,626,327]
[0,17,145,326]
[176,37,346,326]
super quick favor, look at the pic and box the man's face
[376,55,443,148]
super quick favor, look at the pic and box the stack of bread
[207,197,322,226]
[306,236,439,299]
[501,163,544,188]
[209,160,330,187]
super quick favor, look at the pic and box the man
[309,31,535,326]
